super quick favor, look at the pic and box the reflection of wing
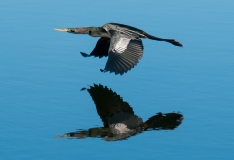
[80,37,110,58]
[144,112,183,130]
[109,112,143,133]
[103,30,143,75]
[87,84,134,127]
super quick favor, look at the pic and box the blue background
[0,0,234,159]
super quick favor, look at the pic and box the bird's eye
[68,29,74,33]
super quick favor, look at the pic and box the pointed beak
[54,28,69,32]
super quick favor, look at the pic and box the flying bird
[59,84,183,141]
[55,23,183,75]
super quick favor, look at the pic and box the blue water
[1,0,234,159]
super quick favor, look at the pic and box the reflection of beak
[54,134,65,138]
[54,28,68,32]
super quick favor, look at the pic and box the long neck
[89,27,110,38]
[71,27,90,34]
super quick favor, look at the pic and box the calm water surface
[1,0,234,159]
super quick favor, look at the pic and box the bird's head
[55,27,109,37]
[55,27,90,34]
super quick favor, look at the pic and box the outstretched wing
[101,26,144,75]
[104,38,143,75]
[80,37,110,58]
[87,84,134,127]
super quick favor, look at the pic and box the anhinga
[55,23,183,75]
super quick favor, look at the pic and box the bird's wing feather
[103,23,147,38]
[103,30,143,75]
[109,113,143,130]
[80,37,110,58]
[87,84,134,127]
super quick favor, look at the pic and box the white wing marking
[112,37,130,53]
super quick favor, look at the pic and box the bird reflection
[55,23,183,75]
[58,84,183,141]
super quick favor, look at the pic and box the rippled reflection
[57,84,183,141]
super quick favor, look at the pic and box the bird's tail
[144,112,183,130]
[144,32,183,47]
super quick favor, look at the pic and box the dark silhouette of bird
[55,23,183,75]
[59,84,183,141]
